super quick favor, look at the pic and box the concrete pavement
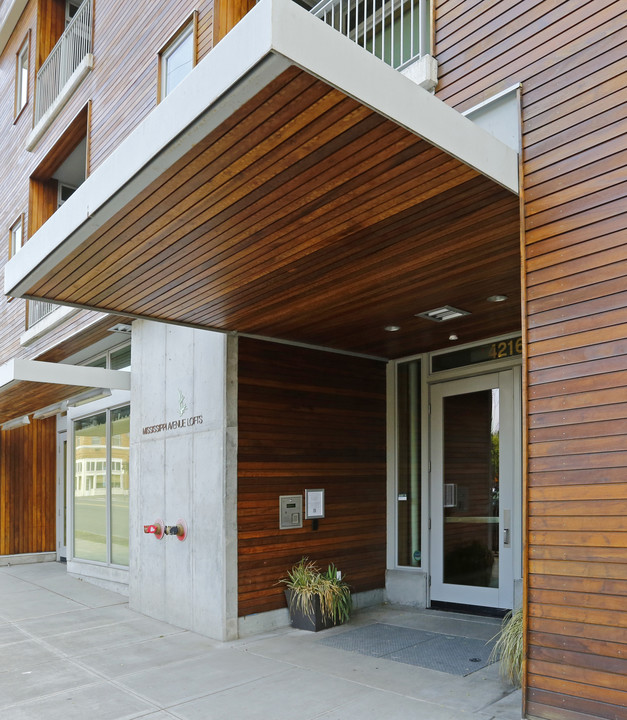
[0,561,522,719]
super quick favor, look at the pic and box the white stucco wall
[129,320,238,641]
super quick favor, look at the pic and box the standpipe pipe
[164,519,188,541]
[143,519,165,540]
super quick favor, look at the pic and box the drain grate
[320,623,497,676]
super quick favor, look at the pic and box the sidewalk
[0,562,522,719]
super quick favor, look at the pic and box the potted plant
[280,557,351,632]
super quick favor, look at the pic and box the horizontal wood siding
[0,417,56,555]
[237,337,387,617]
[0,0,215,368]
[436,1,627,718]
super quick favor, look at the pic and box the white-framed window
[160,21,195,100]
[72,403,130,566]
[65,0,82,26]
[58,182,77,207]
[9,217,23,258]
[16,37,29,116]
[84,342,131,371]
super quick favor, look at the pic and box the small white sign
[305,488,325,519]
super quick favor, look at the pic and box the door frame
[429,370,516,609]
[387,334,522,611]
[56,416,68,561]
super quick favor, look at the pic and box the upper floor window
[9,217,24,258]
[15,36,30,117]
[29,104,88,236]
[58,182,77,206]
[65,0,82,26]
[85,343,131,371]
[159,19,196,100]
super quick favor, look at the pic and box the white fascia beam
[0,359,130,391]
[266,0,519,193]
[5,0,518,301]
[0,0,28,54]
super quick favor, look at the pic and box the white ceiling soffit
[4,0,519,299]
[0,359,131,392]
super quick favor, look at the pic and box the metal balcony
[311,0,430,70]
[28,300,57,328]
[34,0,92,125]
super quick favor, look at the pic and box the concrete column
[129,320,238,641]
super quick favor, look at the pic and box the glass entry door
[430,371,515,609]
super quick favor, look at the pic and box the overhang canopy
[5,0,521,359]
[0,360,131,425]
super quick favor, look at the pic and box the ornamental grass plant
[280,557,351,626]
[490,606,523,687]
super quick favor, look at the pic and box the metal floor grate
[319,622,497,676]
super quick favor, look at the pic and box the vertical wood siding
[0,417,56,555]
[238,337,387,617]
[435,1,627,718]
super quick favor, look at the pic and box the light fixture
[486,295,508,303]
[1,415,31,431]
[65,388,112,407]
[449,334,458,341]
[384,325,401,332]
[33,400,69,419]
[108,323,132,334]
[415,305,470,322]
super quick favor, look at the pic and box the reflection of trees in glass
[490,432,499,513]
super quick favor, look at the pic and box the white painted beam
[0,0,28,54]
[0,358,130,391]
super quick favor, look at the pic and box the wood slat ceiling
[28,65,521,359]
[0,382,91,424]
[34,314,131,363]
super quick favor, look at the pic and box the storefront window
[74,412,107,562]
[111,406,130,565]
[73,405,130,566]
[397,360,421,566]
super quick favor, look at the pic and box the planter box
[284,589,337,632]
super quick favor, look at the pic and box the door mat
[319,622,497,676]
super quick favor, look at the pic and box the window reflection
[74,412,107,562]
[442,389,499,588]
[73,405,130,566]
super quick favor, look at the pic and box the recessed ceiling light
[384,325,401,332]
[486,295,508,303]
[415,306,470,322]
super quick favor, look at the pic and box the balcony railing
[28,300,57,328]
[34,0,92,125]
[311,0,430,70]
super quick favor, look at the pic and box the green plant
[280,557,351,625]
[490,607,523,687]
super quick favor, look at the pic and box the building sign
[142,389,203,435]
[431,336,522,373]
[142,415,203,435]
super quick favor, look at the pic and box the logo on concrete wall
[141,389,203,436]
[178,389,188,417]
